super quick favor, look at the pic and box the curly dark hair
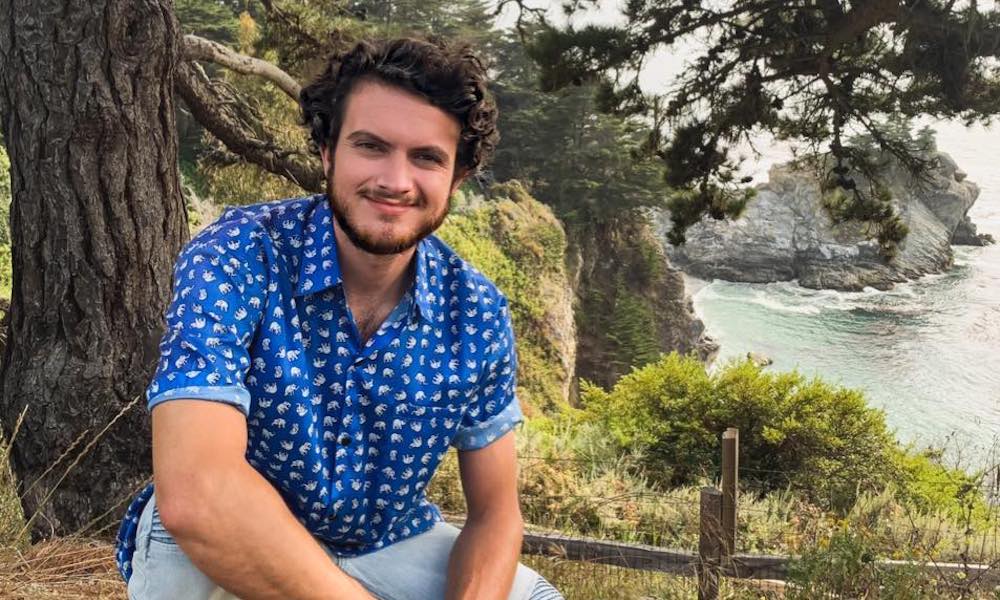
[300,37,499,176]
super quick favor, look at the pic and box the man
[115,37,563,600]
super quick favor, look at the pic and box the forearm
[445,512,524,600]
[158,461,374,600]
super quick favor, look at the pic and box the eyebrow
[346,130,451,160]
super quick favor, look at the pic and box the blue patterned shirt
[115,195,523,581]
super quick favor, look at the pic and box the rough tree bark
[0,0,187,536]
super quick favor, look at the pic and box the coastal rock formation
[657,152,985,290]
[952,215,996,246]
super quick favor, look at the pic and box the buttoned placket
[325,288,415,522]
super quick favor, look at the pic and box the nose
[373,151,414,198]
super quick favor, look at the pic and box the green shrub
[893,448,988,521]
[786,528,937,599]
[582,354,901,510]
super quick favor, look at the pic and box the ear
[320,145,333,173]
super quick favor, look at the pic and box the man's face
[321,79,465,256]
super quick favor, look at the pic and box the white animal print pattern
[115,195,523,581]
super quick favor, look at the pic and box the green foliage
[175,0,241,44]
[787,529,936,599]
[604,282,662,373]
[0,136,11,300]
[0,245,11,302]
[573,215,702,390]
[849,115,938,160]
[813,115,940,257]
[821,185,910,259]
[664,185,755,246]
[580,353,991,521]
[173,0,245,164]
[582,354,903,510]
[893,448,988,521]
[356,0,496,44]
[191,8,322,206]
[491,32,669,224]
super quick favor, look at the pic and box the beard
[326,170,450,256]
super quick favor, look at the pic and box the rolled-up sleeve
[451,296,524,450]
[146,223,266,415]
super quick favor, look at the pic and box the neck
[333,221,416,302]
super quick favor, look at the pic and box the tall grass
[0,406,130,599]
[0,408,27,551]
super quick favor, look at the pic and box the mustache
[358,186,419,205]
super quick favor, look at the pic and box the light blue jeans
[127,494,551,600]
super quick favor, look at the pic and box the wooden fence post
[699,487,723,600]
[722,428,739,557]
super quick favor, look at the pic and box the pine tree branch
[182,34,301,100]
[824,0,902,52]
[174,60,324,193]
[258,0,327,51]
[494,0,548,39]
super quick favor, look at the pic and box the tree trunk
[0,0,187,537]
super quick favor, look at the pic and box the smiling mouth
[364,195,414,208]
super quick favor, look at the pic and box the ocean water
[690,120,1000,462]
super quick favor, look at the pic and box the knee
[511,564,563,600]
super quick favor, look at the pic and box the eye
[355,141,382,151]
[415,153,444,165]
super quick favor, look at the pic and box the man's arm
[153,400,376,600]
[446,430,523,600]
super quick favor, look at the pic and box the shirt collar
[411,238,436,323]
[293,196,342,297]
[294,195,438,324]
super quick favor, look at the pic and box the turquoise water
[691,121,1000,462]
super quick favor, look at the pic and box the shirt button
[338,434,351,446]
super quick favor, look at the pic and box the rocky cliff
[569,215,718,392]
[657,152,986,290]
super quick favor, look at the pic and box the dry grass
[0,438,26,553]
[0,538,123,599]
[0,409,126,599]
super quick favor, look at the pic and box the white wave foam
[746,291,823,315]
